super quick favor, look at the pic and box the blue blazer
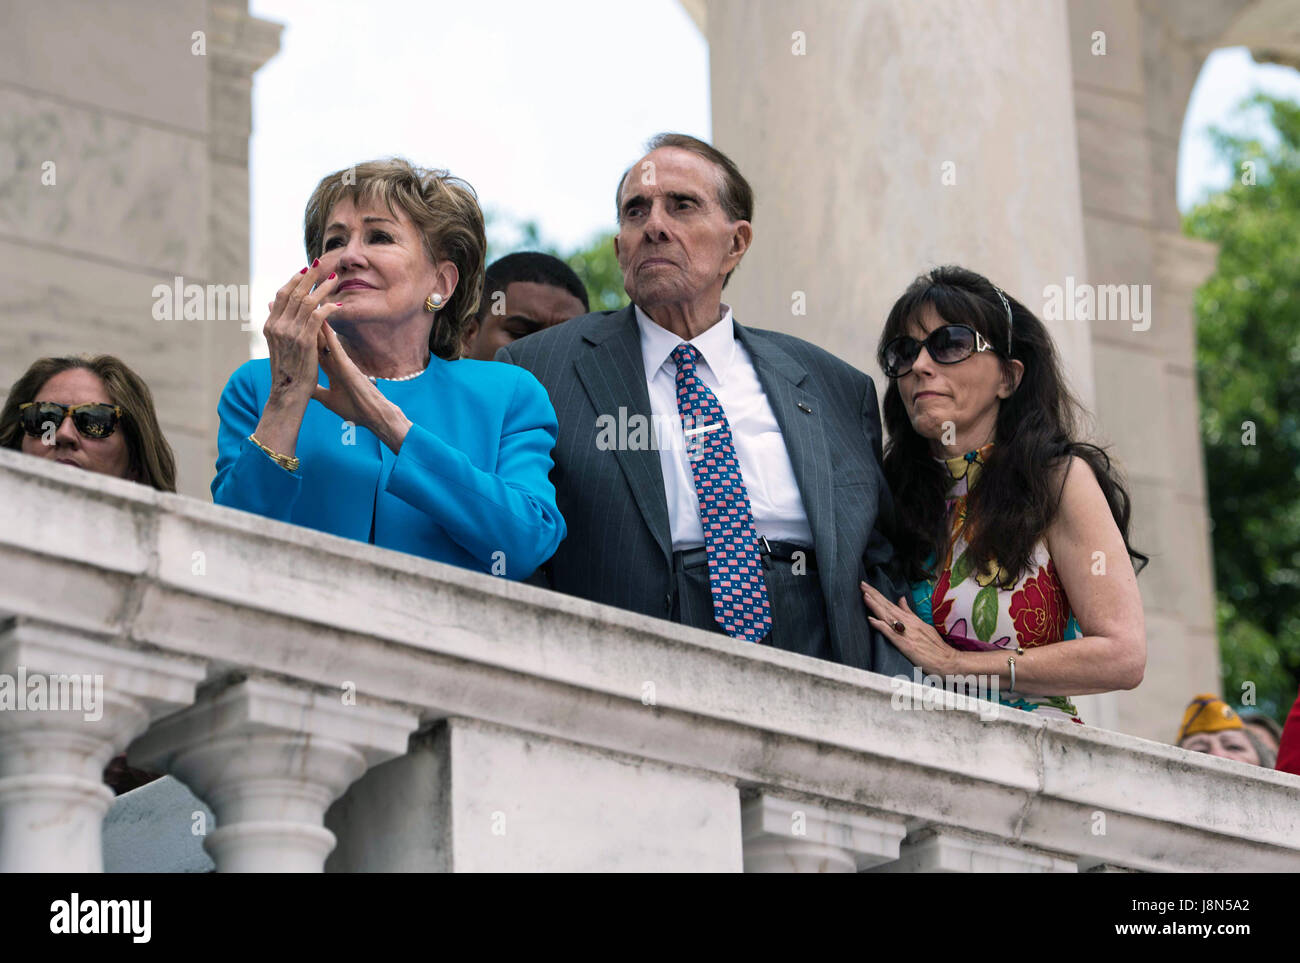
[212,356,566,579]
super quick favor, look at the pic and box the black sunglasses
[18,401,124,440]
[880,324,998,379]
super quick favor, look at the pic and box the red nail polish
[300,267,308,274]
[327,272,336,280]
[311,258,320,268]
[335,302,343,307]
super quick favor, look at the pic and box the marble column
[700,0,1096,407]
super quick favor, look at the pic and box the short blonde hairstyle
[303,158,486,360]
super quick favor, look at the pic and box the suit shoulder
[503,310,620,363]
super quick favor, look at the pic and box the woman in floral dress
[862,266,1147,723]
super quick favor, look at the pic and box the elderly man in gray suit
[498,133,911,676]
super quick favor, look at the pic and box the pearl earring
[425,292,444,312]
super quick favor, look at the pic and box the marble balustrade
[0,449,1296,873]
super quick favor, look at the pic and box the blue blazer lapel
[573,306,673,568]
[735,322,838,585]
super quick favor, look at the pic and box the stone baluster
[129,677,417,872]
[0,618,205,872]
[871,826,1078,873]
[742,792,907,872]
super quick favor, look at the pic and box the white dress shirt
[635,303,814,552]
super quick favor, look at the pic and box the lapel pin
[797,402,813,414]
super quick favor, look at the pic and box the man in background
[461,252,589,360]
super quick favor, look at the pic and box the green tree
[484,210,626,313]
[1184,93,1300,723]
[563,231,628,312]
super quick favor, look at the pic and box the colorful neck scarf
[933,442,995,572]
[938,441,995,492]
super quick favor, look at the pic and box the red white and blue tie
[671,343,772,641]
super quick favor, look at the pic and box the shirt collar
[634,302,737,384]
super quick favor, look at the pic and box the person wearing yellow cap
[1176,693,1266,766]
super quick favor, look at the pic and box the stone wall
[691,0,1300,741]
[1065,0,1300,738]
[0,0,279,499]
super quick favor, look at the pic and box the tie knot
[671,343,699,370]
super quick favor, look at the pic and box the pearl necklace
[365,359,429,383]
[367,369,424,383]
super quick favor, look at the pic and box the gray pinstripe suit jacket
[497,305,914,677]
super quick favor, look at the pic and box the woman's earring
[425,292,444,313]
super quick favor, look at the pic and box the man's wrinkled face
[614,147,748,310]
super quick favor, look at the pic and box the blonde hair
[303,158,487,360]
[0,354,177,492]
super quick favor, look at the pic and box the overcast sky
[246,0,1300,357]
[247,0,708,355]
[1179,46,1300,209]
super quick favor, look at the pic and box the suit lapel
[573,306,673,568]
[735,322,838,590]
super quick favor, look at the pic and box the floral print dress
[909,443,1084,723]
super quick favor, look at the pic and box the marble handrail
[1,449,1296,872]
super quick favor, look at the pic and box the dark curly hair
[876,265,1148,587]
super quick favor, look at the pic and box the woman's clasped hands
[262,260,410,452]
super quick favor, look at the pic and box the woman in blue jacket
[213,159,565,579]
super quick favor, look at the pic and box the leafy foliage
[1184,93,1300,723]
[563,233,628,313]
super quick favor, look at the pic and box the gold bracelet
[248,433,300,473]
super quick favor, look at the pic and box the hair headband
[991,285,1013,356]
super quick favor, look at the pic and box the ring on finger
[891,619,905,634]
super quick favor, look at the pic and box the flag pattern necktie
[671,342,772,641]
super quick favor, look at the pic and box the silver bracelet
[1007,656,1017,693]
